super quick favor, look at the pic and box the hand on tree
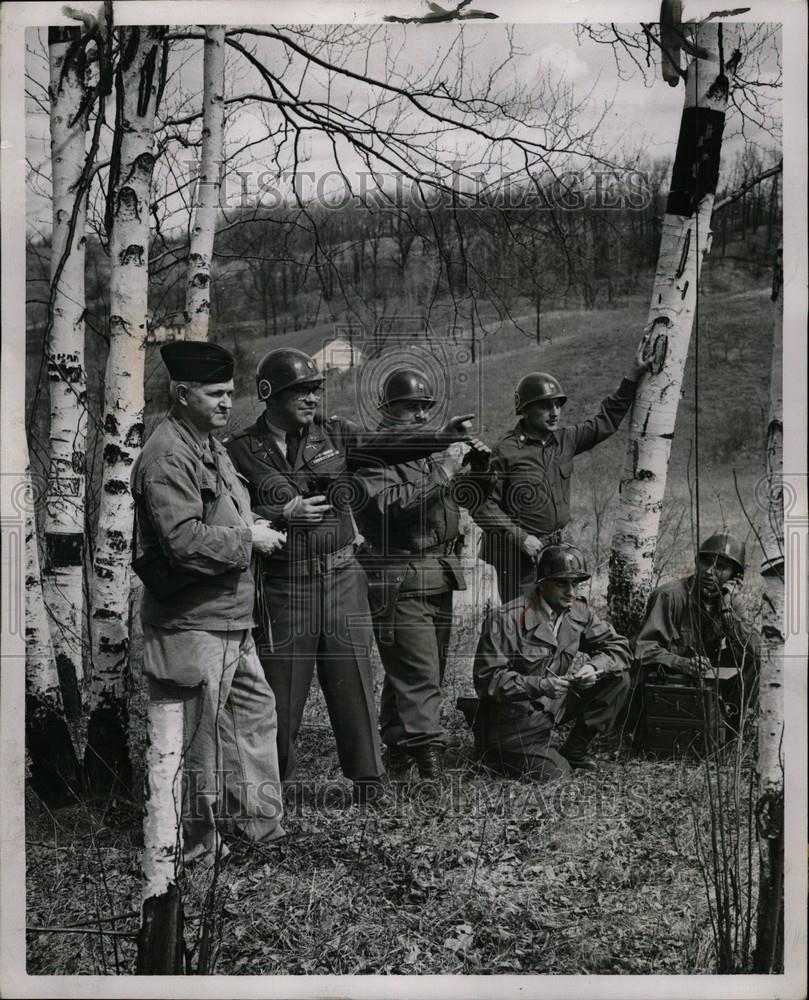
[628,334,655,382]
[522,534,544,560]
[283,494,332,524]
[250,523,287,555]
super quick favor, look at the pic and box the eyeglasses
[289,383,324,397]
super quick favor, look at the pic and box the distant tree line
[26,146,781,349]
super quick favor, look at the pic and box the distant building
[147,312,186,344]
[311,338,363,372]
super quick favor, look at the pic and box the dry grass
[25,618,758,976]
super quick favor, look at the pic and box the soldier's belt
[262,542,356,577]
[366,538,460,558]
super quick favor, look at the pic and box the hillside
[184,285,771,588]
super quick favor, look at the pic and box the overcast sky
[25,19,781,235]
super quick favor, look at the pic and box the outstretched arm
[572,339,653,455]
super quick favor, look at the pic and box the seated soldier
[634,532,760,725]
[473,544,631,781]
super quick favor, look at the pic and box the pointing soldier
[473,544,631,780]
[225,348,478,804]
[476,345,652,603]
[353,367,494,779]
[132,342,287,865]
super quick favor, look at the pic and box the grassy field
[25,276,771,977]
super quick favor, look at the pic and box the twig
[26,909,141,928]
[355,812,371,866]
[468,814,488,894]
[27,925,137,937]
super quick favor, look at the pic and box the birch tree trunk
[44,27,89,722]
[87,26,167,795]
[184,26,225,342]
[607,21,734,637]
[753,240,784,972]
[136,698,185,974]
[25,455,82,806]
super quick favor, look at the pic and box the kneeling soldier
[354,368,494,779]
[473,544,630,780]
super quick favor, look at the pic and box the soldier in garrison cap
[131,340,288,865]
[353,367,494,780]
[224,348,478,806]
[632,532,760,727]
[472,544,631,781]
[475,343,652,604]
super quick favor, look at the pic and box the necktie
[285,430,300,468]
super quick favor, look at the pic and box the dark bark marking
[55,652,82,719]
[44,532,83,568]
[675,228,691,279]
[666,106,726,217]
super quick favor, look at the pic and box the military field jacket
[131,413,255,630]
[634,576,759,674]
[476,377,637,543]
[225,413,471,573]
[474,595,631,716]
[355,456,464,595]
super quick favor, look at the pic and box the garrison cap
[161,341,234,383]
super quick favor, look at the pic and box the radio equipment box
[643,667,742,757]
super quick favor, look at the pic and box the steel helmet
[698,532,746,576]
[378,368,436,408]
[536,544,590,583]
[256,348,324,401]
[514,372,567,414]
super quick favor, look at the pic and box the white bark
[44,27,89,717]
[753,241,784,972]
[757,239,784,794]
[608,21,732,636]
[184,26,225,342]
[90,27,167,705]
[141,698,184,900]
[25,461,60,711]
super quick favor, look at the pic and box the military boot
[560,721,599,772]
[407,746,442,780]
[384,745,411,776]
